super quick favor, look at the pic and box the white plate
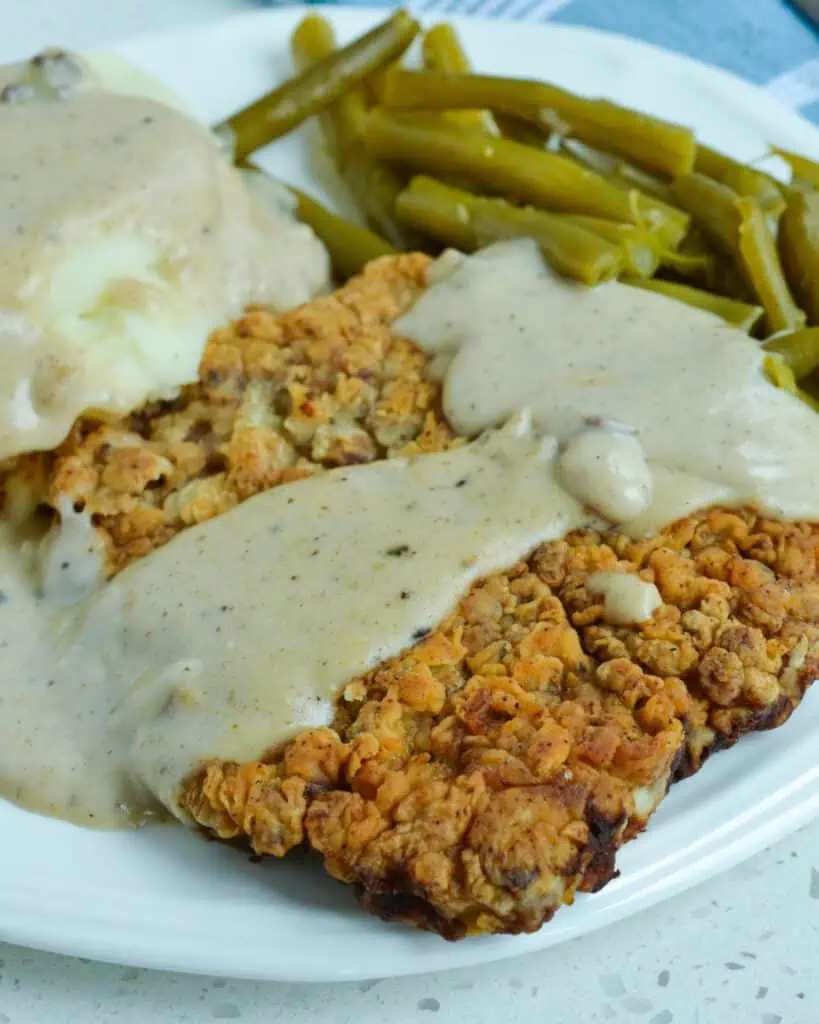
[2,5,819,984]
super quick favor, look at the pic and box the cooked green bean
[566,215,663,277]
[291,14,419,249]
[241,158,396,279]
[422,23,499,136]
[564,140,695,278]
[695,145,785,218]
[469,209,623,286]
[291,14,363,150]
[778,189,819,326]
[218,9,419,162]
[496,113,553,147]
[395,176,475,251]
[365,111,690,245]
[422,22,471,74]
[623,276,763,331]
[763,327,819,379]
[396,176,647,277]
[670,173,804,333]
[288,186,398,279]
[771,146,819,190]
[670,172,739,252]
[737,196,805,334]
[380,69,696,178]
[561,139,672,201]
[764,356,819,411]
[661,230,720,287]
[395,176,623,285]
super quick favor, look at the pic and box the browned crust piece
[12,255,819,940]
[180,512,819,939]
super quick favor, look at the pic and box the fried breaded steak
[8,255,819,939]
[181,509,819,938]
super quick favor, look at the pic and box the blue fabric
[268,0,819,122]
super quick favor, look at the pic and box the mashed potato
[0,49,330,461]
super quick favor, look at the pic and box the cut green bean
[422,23,499,136]
[764,356,819,411]
[288,185,398,279]
[395,176,623,285]
[496,113,553,147]
[380,69,696,178]
[566,215,663,277]
[671,172,804,333]
[623,277,763,331]
[695,145,785,218]
[395,176,475,251]
[661,232,720,288]
[218,9,419,162]
[778,189,819,327]
[241,160,397,280]
[737,196,805,334]
[291,14,420,249]
[365,111,690,245]
[771,146,819,190]
[291,14,364,150]
[561,139,672,201]
[763,327,819,380]
[670,172,739,252]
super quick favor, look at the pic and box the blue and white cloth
[287,0,819,124]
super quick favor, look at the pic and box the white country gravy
[586,572,662,626]
[0,417,589,826]
[0,50,329,462]
[3,238,819,828]
[396,238,819,533]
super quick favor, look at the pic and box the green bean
[670,172,739,252]
[695,145,785,218]
[291,14,419,249]
[241,159,397,280]
[566,215,663,277]
[764,356,819,411]
[763,327,819,379]
[670,172,804,333]
[623,276,763,331]
[395,176,475,251]
[365,111,690,246]
[495,113,553,147]
[778,189,819,326]
[291,14,363,150]
[737,196,805,334]
[660,230,720,287]
[288,186,398,280]
[422,22,472,74]
[561,139,672,201]
[218,9,419,162]
[771,146,819,190]
[422,24,499,136]
[395,176,623,285]
[380,69,696,178]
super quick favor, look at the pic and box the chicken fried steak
[9,253,818,939]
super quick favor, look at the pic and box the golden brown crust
[14,254,819,939]
[180,508,819,938]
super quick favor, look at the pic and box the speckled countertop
[0,824,816,1023]
[2,2,819,1022]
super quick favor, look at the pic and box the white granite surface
[1,2,818,1021]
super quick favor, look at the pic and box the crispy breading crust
[180,508,819,937]
[12,255,819,939]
